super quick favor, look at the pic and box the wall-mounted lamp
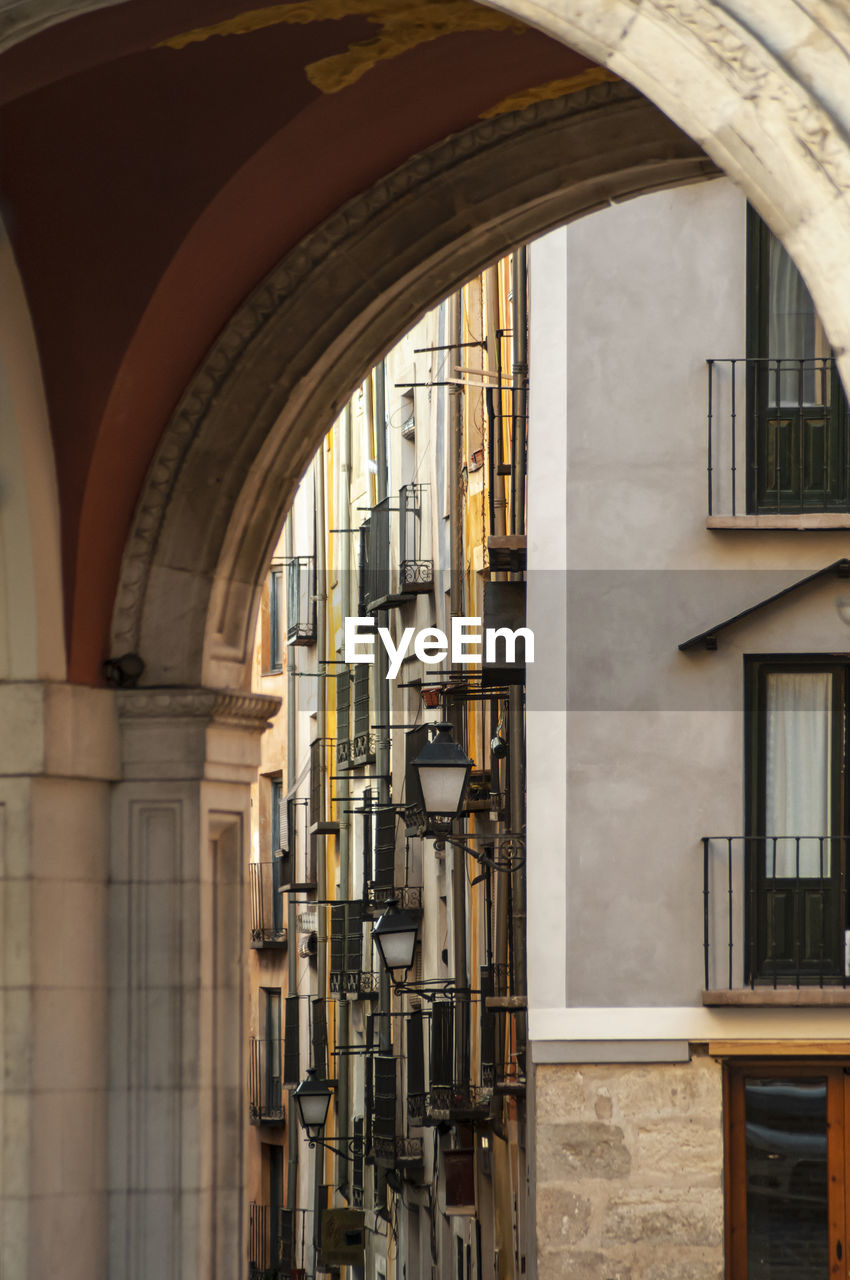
[293,1069,364,1160]
[412,722,473,821]
[293,1067,332,1142]
[371,901,420,980]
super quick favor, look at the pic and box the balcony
[310,737,339,835]
[249,1037,285,1123]
[399,483,433,593]
[248,1204,294,1278]
[706,357,850,520]
[702,835,850,996]
[359,487,433,614]
[286,555,316,645]
[249,861,287,949]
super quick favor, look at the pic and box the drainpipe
[511,248,528,537]
[286,515,298,1215]
[372,362,393,1054]
[336,406,352,1192]
[449,292,469,1092]
[313,451,329,1254]
[485,265,507,541]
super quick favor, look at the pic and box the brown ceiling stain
[479,67,620,118]
[158,0,526,92]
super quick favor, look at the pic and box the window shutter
[345,901,364,987]
[358,521,371,614]
[278,1208,294,1273]
[480,966,496,1088]
[373,1054,397,1143]
[431,1001,453,1087]
[311,997,328,1078]
[310,738,322,828]
[352,1117,364,1208]
[353,664,370,739]
[330,904,346,994]
[407,1010,425,1096]
[373,808,395,896]
[337,668,350,741]
[364,1019,374,1155]
[283,995,300,1085]
[271,778,282,852]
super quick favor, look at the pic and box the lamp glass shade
[413,723,473,819]
[372,907,419,975]
[293,1070,331,1137]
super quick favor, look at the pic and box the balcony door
[747,209,848,512]
[747,661,847,982]
[727,1063,850,1280]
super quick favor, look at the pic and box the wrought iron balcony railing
[249,861,287,948]
[706,356,849,516]
[702,835,850,990]
[248,1204,294,1278]
[310,737,338,834]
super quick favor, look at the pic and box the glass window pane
[764,672,832,877]
[767,234,830,405]
[745,1077,829,1280]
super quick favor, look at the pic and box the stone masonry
[535,1051,724,1280]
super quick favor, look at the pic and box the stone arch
[108,0,850,693]
[113,82,716,688]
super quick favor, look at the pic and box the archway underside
[110,81,716,690]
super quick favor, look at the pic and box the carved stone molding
[116,686,281,728]
[646,0,850,193]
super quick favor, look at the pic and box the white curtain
[764,671,832,877]
[767,233,827,405]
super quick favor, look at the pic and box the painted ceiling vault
[0,0,598,679]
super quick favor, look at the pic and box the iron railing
[287,555,316,644]
[249,861,287,947]
[706,356,849,515]
[248,1204,294,1277]
[399,483,433,592]
[360,489,433,610]
[702,835,849,988]
[310,737,337,833]
[249,1038,285,1123]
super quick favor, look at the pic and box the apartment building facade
[528,179,850,1279]
[247,258,530,1280]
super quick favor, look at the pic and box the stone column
[108,688,279,1280]
[0,681,120,1280]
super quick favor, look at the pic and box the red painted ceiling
[0,1,592,681]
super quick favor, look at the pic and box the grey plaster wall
[530,178,850,1008]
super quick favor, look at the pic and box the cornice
[116,686,281,728]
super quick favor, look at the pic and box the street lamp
[412,722,473,821]
[371,901,420,979]
[293,1068,332,1143]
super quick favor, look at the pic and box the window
[726,1062,849,1279]
[270,777,285,934]
[264,989,282,1115]
[747,208,849,512]
[746,658,848,981]
[268,567,283,671]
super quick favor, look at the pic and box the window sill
[703,988,850,1006]
[706,514,850,530]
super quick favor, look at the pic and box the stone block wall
[535,1051,724,1280]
